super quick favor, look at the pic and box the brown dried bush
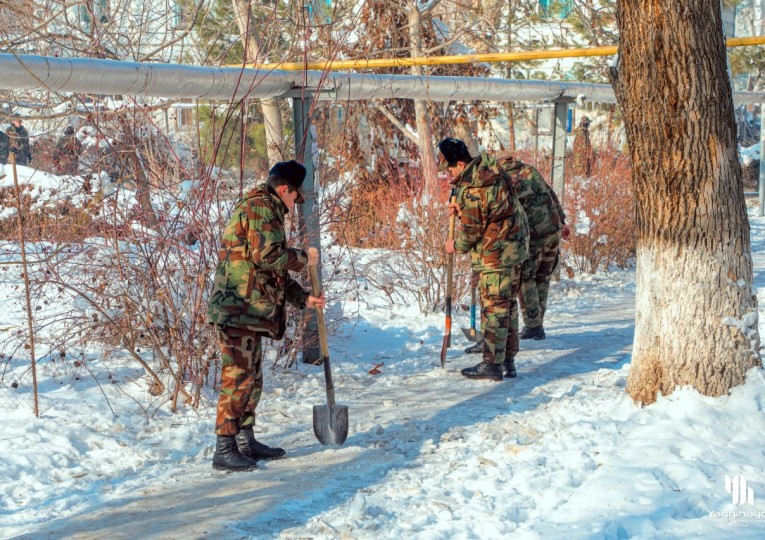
[328,160,471,314]
[565,148,636,273]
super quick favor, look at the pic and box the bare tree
[611,0,761,404]
[406,0,439,194]
[231,0,285,164]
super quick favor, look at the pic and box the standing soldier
[206,160,325,472]
[0,128,8,178]
[500,156,570,341]
[54,126,82,175]
[572,116,593,178]
[440,138,529,381]
[7,114,32,166]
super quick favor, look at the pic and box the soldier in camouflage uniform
[0,129,8,178]
[500,156,570,341]
[6,115,32,166]
[54,126,82,175]
[572,116,593,178]
[206,160,325,472]
[439,138,529,381]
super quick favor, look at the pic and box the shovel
[309,264,349,446]
[461,286,482,342]
[440,190,458,368]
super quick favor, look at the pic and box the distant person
[0,129,8,178]
[206,160,325,472]
[572,116,593,178]
[500,156,570,342]
[54,126,82,175]
[439,138,529,381]
[7,114,32,166]
[104,139,122,183]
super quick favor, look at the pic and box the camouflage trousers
[478,266,521,364]
[214,326,263,436]
[518,233,561,328]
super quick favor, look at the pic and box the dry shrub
[0,185,97,243]
[565,148,636,273]
[495,146,635,274]
[329,160,471,314]
[30,136,59,175]
[0,127,222,413]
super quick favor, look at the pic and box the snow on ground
[1,193,765,538]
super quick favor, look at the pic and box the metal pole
[759,102,765,217]
[551,100,568,200]
[293,96,322,364]
[551,100,569,281]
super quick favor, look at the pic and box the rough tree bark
[232,0,284,165]
[612,1,761,404]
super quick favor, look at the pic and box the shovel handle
[309,264,335,406]
[440,192,458,368]
[470,285,477,333]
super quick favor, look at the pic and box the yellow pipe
[240,35,765,72]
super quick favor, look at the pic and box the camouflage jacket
[54,134,82,174]
[500,157,565,241]
[0,131,8,165]
[451,153,529,272]
[6,125,31,161]
[206,183,310,338]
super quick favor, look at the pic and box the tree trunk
[612,1,761,404]
[232,0,284,165]
[505,3,516,151]
[605,104,615,150]
[408,3,437,194]
[454,120,479,156]
[121,121,159,228]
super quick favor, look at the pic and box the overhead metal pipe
[0,54,296,100]
[312,71,618,103]
[2,53,765,105]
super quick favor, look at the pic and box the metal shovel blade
[313,403,349,446]
[462,327,483,342]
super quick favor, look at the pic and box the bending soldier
[500,156,570,341]
[440,138,529,381]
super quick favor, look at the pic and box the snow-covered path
[9,273,639,539]
[6,204,765,539]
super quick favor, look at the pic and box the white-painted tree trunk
[613,0,761,404]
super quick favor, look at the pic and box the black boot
[519,325,545,340]
[460,361,503,382]
[464,342,483,354]
[212,435,258,472]
[236,426,286,460]
[503,358,517,379]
